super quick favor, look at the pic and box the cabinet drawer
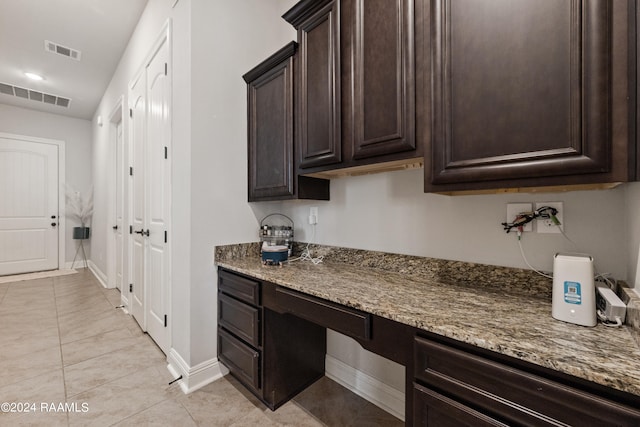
[218,292,260,348]
[413,382,507,427]
[414,337,640,426]
[218,269,260,305]
[275,286,371,340]
[218,328,261,392]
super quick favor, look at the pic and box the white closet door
[115,121,124,291]
[129,71,147,327]
[0,137,58,276]
[145,36,171,354]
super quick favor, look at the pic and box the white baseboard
[87,260,108,288]
[167,348,229,394]
[325,355,405,421]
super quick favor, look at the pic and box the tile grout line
[52,276,71,426]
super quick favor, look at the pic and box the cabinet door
[428,0,611,186]
[348,0,416,160]
[245,43,296,201]
[413,383,508,427]
[291,0,342,168]
[218,328,261,392]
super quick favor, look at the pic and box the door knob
[113,225,118,230]
[51,215,57,219]
[51,222,57,227]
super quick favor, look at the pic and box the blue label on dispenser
[564,281,582,305]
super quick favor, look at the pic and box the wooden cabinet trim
[243,42,297,84]
[283,0,334,28]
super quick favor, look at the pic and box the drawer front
[415,337,640,426]
[413,382,508,427]
[218,269,260,305]
[218,328,261,392]
[275,286,371,340]
[219,292,260,347]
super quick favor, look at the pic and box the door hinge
[129,166,133,176]
[129,284,133,293]
[164,146,168,159]
[129,225,133,234]
[164,314,168,327]
[165,63,168,76]
[164,230,167,243]
[129,108,133,118]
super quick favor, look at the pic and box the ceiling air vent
[0,82,71,108]
[44,40,82,61]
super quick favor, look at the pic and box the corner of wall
[167,348,228,394]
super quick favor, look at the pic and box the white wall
[0,103,92,263]
[626,182,640,288]
[282,169,628,277]
[188,0,298,366]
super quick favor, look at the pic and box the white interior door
[129,71,146,326]
[0,136,59,276]
[145,37,171,353]
[114,121,124,291]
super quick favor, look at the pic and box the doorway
[107,99,125,294]
[127,22,172,354]
[0,133,65,276]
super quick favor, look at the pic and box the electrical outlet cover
[506,203,533,232]
[536,202,563,234]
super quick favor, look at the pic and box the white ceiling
[0,0,148,120]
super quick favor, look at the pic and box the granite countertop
[215,243,640,399]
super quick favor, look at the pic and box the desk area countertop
[215,243,640,399]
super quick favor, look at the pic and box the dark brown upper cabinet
[284,0,421,177]
[243,42,329,202]
[284,0,342,169]
[424,0,635,193]
[344,0,416,161]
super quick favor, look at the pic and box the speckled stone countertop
[215,243,640,398]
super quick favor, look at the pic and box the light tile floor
[0,269,403,426]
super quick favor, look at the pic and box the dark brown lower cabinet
[413,335,640,426]
[413,384,507,427]
[217,269,325,410]
[218,268,640,426]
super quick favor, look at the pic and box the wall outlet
[506,203,533,232]
[536,202,563,234]
[309,207,318,225]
